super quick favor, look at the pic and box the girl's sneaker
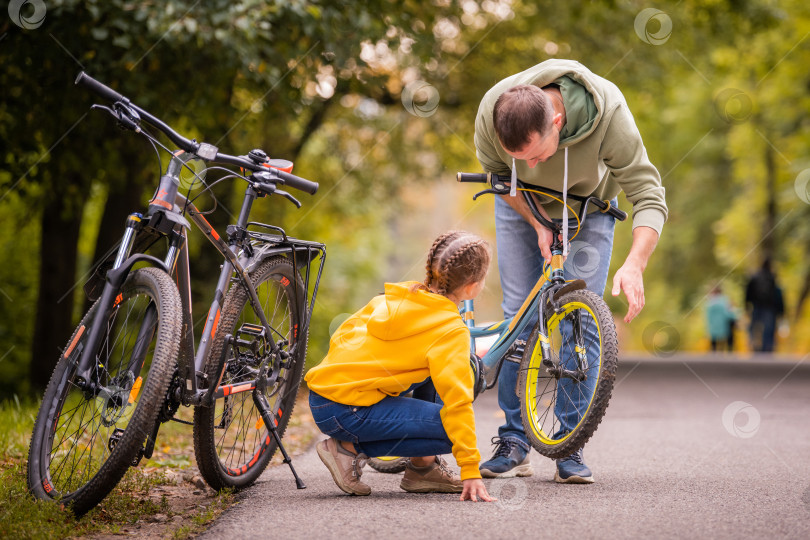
[316,438,371,495]
[400,456,463,493]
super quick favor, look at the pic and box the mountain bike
[366,172,626,474]
[27,73,325,515]
[457,171,626,458]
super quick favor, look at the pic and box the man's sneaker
[316,438,371,495]
[554,448,594,484]
[479,437,534,478]
[400,456,463,493]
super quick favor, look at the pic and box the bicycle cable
[517,187,582,241]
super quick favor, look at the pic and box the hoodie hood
[366,282,461,341]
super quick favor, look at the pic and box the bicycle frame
[74,152,325,409]
[456,175,624,393]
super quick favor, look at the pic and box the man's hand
[460,478,497,502]
[611,226,659,323]
[535,225,554,262]
[500,193,557,261]
[612,262,645,323]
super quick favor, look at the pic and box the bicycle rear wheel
[193,256,307,490]
[27,267,181,515]
[517,289,618,459]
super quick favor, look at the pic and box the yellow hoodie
[305,281,481,480]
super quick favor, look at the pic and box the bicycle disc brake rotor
[99,371,135,427]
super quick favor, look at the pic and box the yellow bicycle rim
[524,301,602,445]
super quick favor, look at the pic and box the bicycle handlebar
[75,72,319,195]
[456,171,627,222]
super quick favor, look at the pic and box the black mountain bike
[27,73,325,515]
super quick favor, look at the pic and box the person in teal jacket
[706,285,737,352]
[473,59,668,483]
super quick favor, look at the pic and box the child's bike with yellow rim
[457,171,626,458]
[368,172,626,473]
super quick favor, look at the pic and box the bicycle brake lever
[472,187,510,201]
[112,101,141,132]
[275,189,302,208]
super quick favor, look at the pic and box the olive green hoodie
[474,59,668,234]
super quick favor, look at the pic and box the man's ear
[553,112,563,130]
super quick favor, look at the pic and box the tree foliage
[1,0,808,394]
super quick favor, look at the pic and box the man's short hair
[493,85,554,152]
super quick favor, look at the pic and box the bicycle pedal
[237,323,266,338]
[108,428,126,453]
[130,449,144,467]
[505,339,527,363]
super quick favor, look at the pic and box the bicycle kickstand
[253,391,306,489]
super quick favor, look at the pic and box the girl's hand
[460,478,497,502]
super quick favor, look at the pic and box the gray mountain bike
[27,73,324,515]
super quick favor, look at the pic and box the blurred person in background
[745,259,784,353]
[705,285,737,352]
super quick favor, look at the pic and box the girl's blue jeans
[308,379,453,457]
[494,195,617,445]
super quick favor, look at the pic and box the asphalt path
[202,355,810,539]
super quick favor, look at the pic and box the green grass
[0,390,315,539]
[0,397,193,539]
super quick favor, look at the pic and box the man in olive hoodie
[474,59,667,482]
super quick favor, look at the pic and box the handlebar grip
[592,198,628,221]
[457,172,489,183]
[275,170,319,195]
[608,206,628,221]
[75,72,124,103]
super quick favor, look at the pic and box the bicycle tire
[27,267,182,515]
[367,457,408,474]
[517,289,618,459]
[193,256,308,490]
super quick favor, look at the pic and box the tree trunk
[30,186,84,389]
[84,173,147,312]
[762,139,777,261]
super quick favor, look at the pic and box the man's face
[505,129,560,169]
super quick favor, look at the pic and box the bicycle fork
[534,256,589,383]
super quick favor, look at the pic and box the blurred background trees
[1,0,808,395]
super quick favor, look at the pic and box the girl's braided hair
[419,231,490,296]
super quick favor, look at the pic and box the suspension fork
[74,214,144,389]
[124,230,184,381]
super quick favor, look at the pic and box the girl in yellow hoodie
[305,231,496,502]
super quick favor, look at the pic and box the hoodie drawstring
[562,146,569,256]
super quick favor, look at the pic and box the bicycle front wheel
[27,267,182,515]
[194,256,307,490]
[518,289,618,459]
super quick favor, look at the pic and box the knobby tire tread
[27,267,182,516]
[518,289,618,459]
[367,457,409,474]
[193,256,307,491]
